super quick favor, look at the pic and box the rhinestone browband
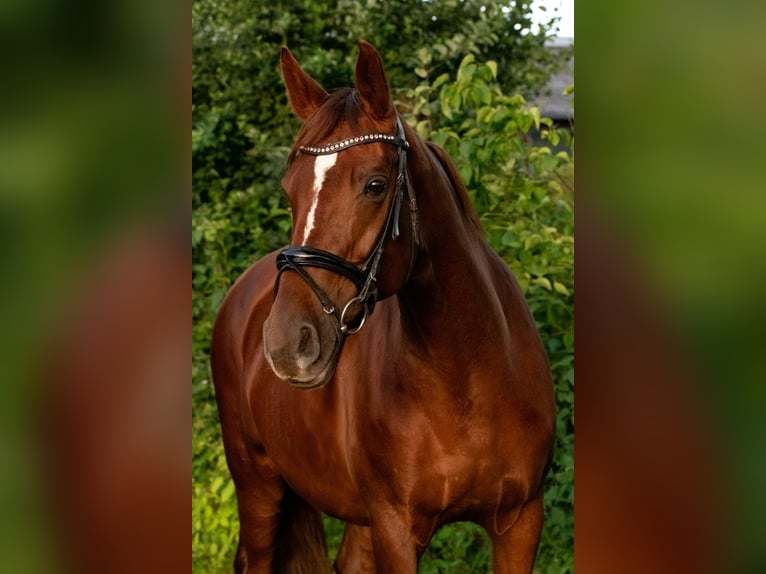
[299,132,409,156]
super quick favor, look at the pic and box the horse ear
[355,40,394,120]
[280,47,328,120]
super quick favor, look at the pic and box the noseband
[275,117,419,337]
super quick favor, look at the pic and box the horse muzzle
[262,311,344,389]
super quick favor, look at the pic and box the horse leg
[367,508,429,574]
[490,496,544,574]
[232,473,285,574]
[335,524,375,573]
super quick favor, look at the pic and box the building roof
[535,37,574,122]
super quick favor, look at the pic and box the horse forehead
[287,146,387,191]
[285,154,341,196]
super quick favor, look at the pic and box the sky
[532,0,574,38]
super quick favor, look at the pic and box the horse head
[263,41,419,389]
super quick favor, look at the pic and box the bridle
[275,117,419,338]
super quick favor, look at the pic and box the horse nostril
[298,326,312,354]
[296,323,320,367]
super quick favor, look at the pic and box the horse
[211,40,556,574]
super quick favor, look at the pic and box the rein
[275,117,419,337]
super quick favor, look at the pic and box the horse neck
[396,139,507,361]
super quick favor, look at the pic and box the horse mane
[425,141,485,237]
[288,88,365,165]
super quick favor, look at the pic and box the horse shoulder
[212,251,278,371]
[210,252,279,455]
[483,247,557,452]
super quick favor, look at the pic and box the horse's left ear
[355,41,394,120]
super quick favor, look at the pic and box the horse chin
[286,355,338,389]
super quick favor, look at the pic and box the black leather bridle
[275,117,419,337]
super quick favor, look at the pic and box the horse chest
[354,391,521,509]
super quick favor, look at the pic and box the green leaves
[421,522,492,573]
[486,60,498,80]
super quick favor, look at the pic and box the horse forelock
[288,88,358,165]
[287,88,393,166]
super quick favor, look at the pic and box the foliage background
[192,1,573,572]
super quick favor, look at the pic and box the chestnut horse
[211,41,555,573]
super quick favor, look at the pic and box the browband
[299,132,409,156]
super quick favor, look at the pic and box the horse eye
[364,178,387,197]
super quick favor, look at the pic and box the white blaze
[302,153,337,244]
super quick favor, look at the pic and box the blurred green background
[578,1,766,572]
[0,0,185,572]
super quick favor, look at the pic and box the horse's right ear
[280,47,328,120]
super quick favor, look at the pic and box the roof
[535,37,574,122]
